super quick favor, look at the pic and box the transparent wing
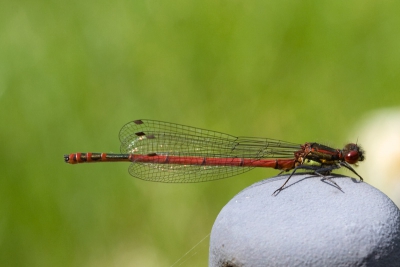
[128,162,254,183]
[119,119,300,183]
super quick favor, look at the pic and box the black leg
[272,161,363,195]
[339,162,363,181]
[272,165,320,196]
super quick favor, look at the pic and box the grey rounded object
[209,174,400,267]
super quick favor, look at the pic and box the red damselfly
[64,119,365,195]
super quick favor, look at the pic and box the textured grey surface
[209,174,400,267]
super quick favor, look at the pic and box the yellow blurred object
[353,108,400,207]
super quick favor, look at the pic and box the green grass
[1,0,400,266]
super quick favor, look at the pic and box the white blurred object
[351,108,400,207]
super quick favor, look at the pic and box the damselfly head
[342,143,365,164]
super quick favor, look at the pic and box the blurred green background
[1,0,400,266]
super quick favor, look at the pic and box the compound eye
[345,150,359,164]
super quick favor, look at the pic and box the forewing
[120,119,300,182]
